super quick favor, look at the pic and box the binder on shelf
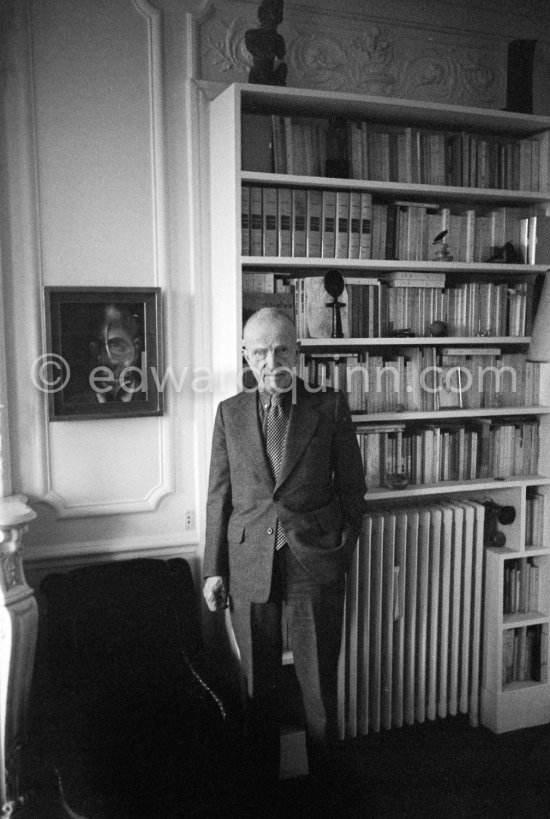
[335,190,350,258]
[262,187,278,256]
[359,193,373,260]
[292,188,307,257]
[277,187,292,257]
[348,191,362,259]
[241,185,250,256]
[306,189,323,258]
[321,189,337,258]
[249,186,263,257]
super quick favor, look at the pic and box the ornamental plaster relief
[198,3,506,107]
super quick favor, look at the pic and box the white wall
[1,0,210,583]
[0,0,549,585]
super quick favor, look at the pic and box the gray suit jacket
[204,379,366,603]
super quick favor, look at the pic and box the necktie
[266,393,289,549]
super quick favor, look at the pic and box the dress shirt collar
[258,390,290,413]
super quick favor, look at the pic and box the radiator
[338,501,485,738]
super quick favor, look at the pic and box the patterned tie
[266,393,289,550]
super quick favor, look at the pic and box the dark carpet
[17,714,550,817]
[274,716,550,818]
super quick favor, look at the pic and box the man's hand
[203,575,228,611]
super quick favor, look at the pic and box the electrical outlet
[185,510,195,530]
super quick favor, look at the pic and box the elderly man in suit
[203,307,366,791]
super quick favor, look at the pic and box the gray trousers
[230,543,345,783]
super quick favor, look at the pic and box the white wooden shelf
[242,257,550,274]
[299,336,531,348]
[503,612,549,628]
[364,475,550,502]
[227,81,550,136]
[242,171,550,208]
[352,407,550,423]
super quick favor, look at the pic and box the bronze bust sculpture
[245,0,287,86]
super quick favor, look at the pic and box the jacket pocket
[314,500,342,533]
[227,520,245,544]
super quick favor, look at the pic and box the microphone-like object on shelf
[324,269,345,339]
[482,500,516,548]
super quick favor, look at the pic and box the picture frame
[43,287,163,421]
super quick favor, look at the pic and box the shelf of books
[481,484,550,732]
[204,79,550,735]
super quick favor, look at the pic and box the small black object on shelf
[483,500,516,548]
[245,0,287,87]
[486,242,523,264]
[430,320,447,337]
[386,473,408,490]
[324,269,345,338]
[505,39,537,115]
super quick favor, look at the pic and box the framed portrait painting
[43,287,163,421]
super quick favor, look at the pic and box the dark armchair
[28,557,241,818]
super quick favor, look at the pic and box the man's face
[243,316,298,394]
[89,319,139,389]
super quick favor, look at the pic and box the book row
[300,350,542,413]
[502,625,544,685]
[526,492,550,547]
[343,502,484,733]
[242,185,550,264]
[503,558,541,616]
[379,280,532,338]
[242,186,374,259]
[242,112,550,193]
[287,275,535,339]
[355,419,539,488]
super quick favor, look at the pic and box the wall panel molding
[196,0,550,111]
[12,0,176,518]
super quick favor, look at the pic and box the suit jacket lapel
[277,383,321,489]
[234,391,274,487]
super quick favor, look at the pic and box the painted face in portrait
[89,305,142,400]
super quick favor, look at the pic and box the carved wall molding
[42,423,174,517]
[197,0,550,109]
[2,0,176,519]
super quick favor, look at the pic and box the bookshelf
[482,485,550,732]
[203,80,550,735]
